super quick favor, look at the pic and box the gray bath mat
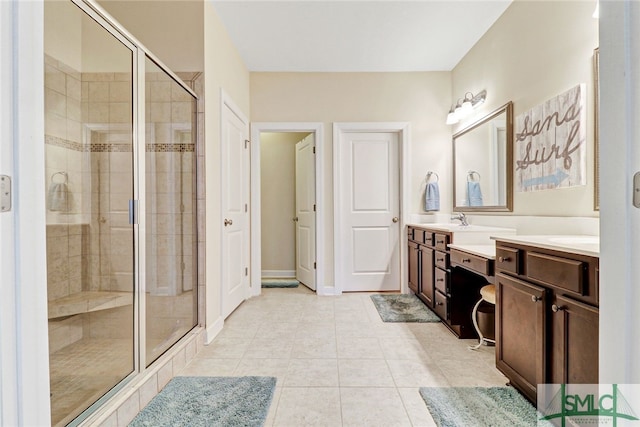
[129,376,276,426]
[261,278,299,288]
[419,386,552,427]
[370,294,440,322]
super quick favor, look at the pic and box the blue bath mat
[129,376,276,427]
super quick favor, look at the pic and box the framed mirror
[453,101,513,212]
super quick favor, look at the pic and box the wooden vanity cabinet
[408,226,482,338]
[494,240,599,404]
[549,294,599,385]
[495,273,547,403]
[408,241,420,294]
[419,246,434,306]
[407,227,434,307]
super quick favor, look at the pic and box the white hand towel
[48,182,69,212]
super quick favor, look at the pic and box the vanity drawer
[526,252,586,295]
[434,267,449,294]
[423,232,434,246]
[434,290,448,320]
[412,229,424,244]
[451,249,492,276]
[408,227,415,240]
[496,246,521,275]
[434,233,449,251]
[434,251,449,270]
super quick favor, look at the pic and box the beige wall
[251,72,452,285]
[203,2,251,330]
[97,0,204,72]
[260,132,310,275]
[452,0,599,218]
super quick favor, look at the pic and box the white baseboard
[205,316,224,344]
[262,270,295,279]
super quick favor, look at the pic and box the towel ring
[467,171,481,182]
[426,171,439,183]
[52,171,68,184]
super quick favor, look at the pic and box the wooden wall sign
[514,84,587,192]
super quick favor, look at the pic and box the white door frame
[599,1,640,384]
[0,1,51,425]
[250,123,326,295]
[333,122,411,295]
[220,90,251,314]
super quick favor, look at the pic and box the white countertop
[491,235,599,258]
[408,223,516,245]
[406,222,516,234]
[448,244,496,259]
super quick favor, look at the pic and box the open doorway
[260,131,313,290]
[250,123,325,296]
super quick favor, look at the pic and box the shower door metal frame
[61,2,141,425]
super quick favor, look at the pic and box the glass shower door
[144,57,198,366]
[44,1,136,425]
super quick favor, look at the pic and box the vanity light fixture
[446,105,459,124]
[446,90,487,125]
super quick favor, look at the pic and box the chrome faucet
[451,212,469,226]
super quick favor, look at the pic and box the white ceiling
[211,1,513,72]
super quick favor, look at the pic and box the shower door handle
[129,200,138,225]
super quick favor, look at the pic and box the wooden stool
[469,284,496,350]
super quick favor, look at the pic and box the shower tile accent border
[45,135,195,153]
[146,143,195,152]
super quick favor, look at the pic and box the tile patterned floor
[179,287,509,426]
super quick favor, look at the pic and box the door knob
[293,217,299,222]
[224,218,233,226]
[392,217,399,223]
[551,304,565,313]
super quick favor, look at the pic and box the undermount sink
[548,236,599,245]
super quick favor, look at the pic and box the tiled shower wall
[45,54,206,343]
[47,223,89,353]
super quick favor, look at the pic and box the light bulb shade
[446,111,459,125]
[460,100,473,112]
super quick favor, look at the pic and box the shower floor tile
[49,338,133,427]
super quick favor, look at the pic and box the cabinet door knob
[551,304,565,313]
[531,295,541,302]
[498,256,511,263]
[462,258,471,263]
[224,218,233,226]
[436,301,444,306]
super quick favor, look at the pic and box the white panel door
[295,134,316,290]
[338,131,400,292]
[222,102,249,318]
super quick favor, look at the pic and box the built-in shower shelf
[48,291,133,320]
